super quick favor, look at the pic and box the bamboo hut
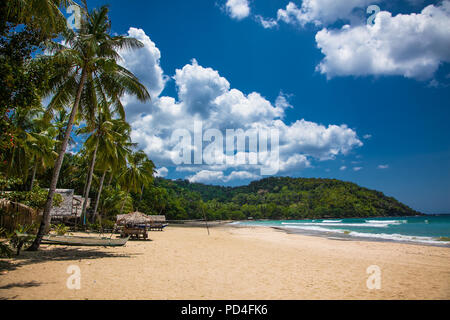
[0,199,39,232]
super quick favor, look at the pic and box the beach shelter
[116,211,152,226]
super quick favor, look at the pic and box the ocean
[236,215,450,246]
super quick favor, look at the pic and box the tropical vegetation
[0,0,422,255]
[0,0,153,251]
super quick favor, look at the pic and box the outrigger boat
[41,235,130,247]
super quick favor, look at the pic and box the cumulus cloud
[187,170,260,184]
[353,167,363,171]
[225,0,250,20]
[315,1,450,80]
[119,28,363,184]
[377,164,389,169]
[340,165,347,171]
[155,167,169,177]
[118,27,168,121]
[277,0,379,27]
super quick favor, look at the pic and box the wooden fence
[0,199,40,232]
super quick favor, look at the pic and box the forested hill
[141,177,422,220]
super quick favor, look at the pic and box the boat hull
[42,235,129,247]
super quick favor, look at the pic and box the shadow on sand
[0,280,41,290]
[0,246,140,272]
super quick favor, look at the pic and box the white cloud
[226,0,250,20]
[363,134,372,139]
[187,170,259,184]
[155,167,169,177]
[353,167,363,171]
[255,15,278,29]
[277,0,379,27]
[118,28,168,121]
[340,165,347,171]
[120,28,363,184]
[174,59,230,118]
[315,2,450,80]
[377,164,389,169]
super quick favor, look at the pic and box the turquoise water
[236,215,450,245]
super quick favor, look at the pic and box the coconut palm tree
[27,118,58,191]
[2,106,55,186]
[28,5,150,250]
[3,0,73,35]
[91,119,132,223]
[118,150,155,214]
[77,101,131,224]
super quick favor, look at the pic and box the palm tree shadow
[0,295,19,300]
[0,281,41,290]
[0,246,140,272]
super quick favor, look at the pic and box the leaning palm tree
[28,6,150,250]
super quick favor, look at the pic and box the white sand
[0,226,449,299]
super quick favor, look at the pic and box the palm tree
[3,106,37,182]
[27,118,58,190]
[77,102,131,224]
[3,106,53,185]
[3,0,73,36]
[28,5,150,251]
[91,119,132,223]
[118,150,155,214]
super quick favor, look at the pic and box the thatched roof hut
[116,212,167,227]
[148,215,166,223]
[116,211,152,226]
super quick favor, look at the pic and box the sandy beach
[0,226,449,300]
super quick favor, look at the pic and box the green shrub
[0,227,13,258]
[9,224,36,255]
[51,223,70,236]
[2,185,63,209]
[101,219,116,230]
[87,222,101,232]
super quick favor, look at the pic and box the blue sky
[83,0,450,213]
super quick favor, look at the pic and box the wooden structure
[0,199,39,232]
[116,212,151,240]
[147,215,168,231]
[120,226,148,240]
[49,190,90,226]
[116,212,168,239]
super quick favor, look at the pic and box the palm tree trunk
[107,171,113,186]
[81,139,99,224]
[92,168,106,223]
[119,186,130,214]
[139,185,144,201]
[28,68,88,251]
[30,161,38,191]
